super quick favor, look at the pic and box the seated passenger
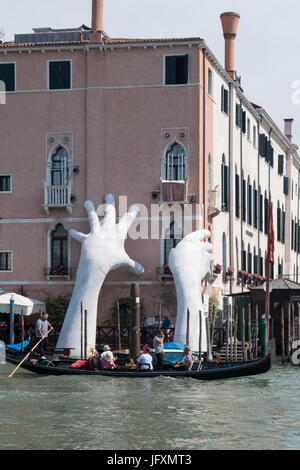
[136,346,153,371]
[174,346,193,370]
[100,345,117,369]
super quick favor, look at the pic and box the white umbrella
[0,293,46,316]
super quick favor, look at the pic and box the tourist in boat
[100,345,117,369]
[136,346,153,371]
[153,330,165,370]
[34,313,53,358]
[174,347,194,370]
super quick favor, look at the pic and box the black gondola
[5,351,271,380]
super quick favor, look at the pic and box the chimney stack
[90,0,104,43]
[220,12,240,80]
[284,118,294,141]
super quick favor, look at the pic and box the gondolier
[34,313,53,357]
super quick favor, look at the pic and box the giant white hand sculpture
[169,230,213,352]
[56,195,144,358]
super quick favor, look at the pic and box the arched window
[165,142,186,181]
[164,221,183,265]
[51,146,70,186]
[51,223,68,274]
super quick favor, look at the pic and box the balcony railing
[45,266,72,280]
[43,182,73,214]
[160,177,189,203]
[208,185,221,218]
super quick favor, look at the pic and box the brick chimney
[220,12,240,80]
[90,0,104,43]
[284,118,294,141]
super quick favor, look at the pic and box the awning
[0,293,46,316]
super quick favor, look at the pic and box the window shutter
[292,219,295,251]
[235,173,240,218]
[278,155,284,175]
[282,211,285,243]
[277,206,281,241]
[224,165,230,211]
[259,193,263,232]
[242,179,246,221]
[254,188,258,228]
[221,85,224,112]
[264,197,269,234]
[248,184,252,225]
[283,177,289,195]
[236,104,241,128]
[242,111,246,134]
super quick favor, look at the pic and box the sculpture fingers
[84,200,100,233]
[102,194,116,229]
[124,256,145,275]
[183,229,211,243]
[117,204,140,239]
[69,229,87,243]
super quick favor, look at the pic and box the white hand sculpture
[56,195,144,357]
[169,229,213,352]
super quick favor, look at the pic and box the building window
[0,63,15,92]
[48,60,71,90]
[253,183,258,229]
[236,103,241,128]
[247,118,251,141]
[0,175,12,192]
[165,55,188,85]
[221,85,229,115]
[50,224,69,274]
[165,142,186,181]
[278,154,284,176]
[50,146,70,186]
[164,221,183,265]
[247,177,252,226]
[208,68,213,96]
[235,168,240,218]
[0,251,12,271]
[221,155,230,211]
[222,233,227,273]
[242,174,246,222]
[253,126,257,147]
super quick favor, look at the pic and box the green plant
[45,295,70,324]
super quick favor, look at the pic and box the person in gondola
[174,346,193,370]
[34,313,54,358]
[153,330,165,370]
[136,346,153,371]
[100,345,117,369]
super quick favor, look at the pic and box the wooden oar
[8,328,53,378]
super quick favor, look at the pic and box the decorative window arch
[162,141,187,181]
[48,144,71,186]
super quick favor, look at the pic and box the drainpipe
[240,100,244,293]
[202,48,206,230]
[229,81,234,294]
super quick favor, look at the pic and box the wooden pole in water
[117,301,121,351]
[255,305,259,359]
[198,310,202,361]
[80,302,83,359]
[21,310,24,353]
[129,284,141,361]
[186,308,190,347]
[288,302,291,363]
[248,303,252,360]
[242,307,245,361]
[211,305,216,349]
[206,316,211,361]
[226,303,229,362]
[281,305,285,364]
[84,309,88,360]
[229,305,233,362]
[234,306,238,362]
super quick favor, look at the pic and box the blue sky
[2,0,300,145]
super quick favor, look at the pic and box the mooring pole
[229,305,233,362]
[255,305,259,359]
[242,307,245,361]
[288,302,291,363]
[130,284,141,361]
[84,309,88,360]
[80,302,83,359]
[226,303,229,362]
[186,308,190,347]
[248,303,252,360]
[198,310,202,361]
[234,306,238,362]
[21,311,24,353]
[281,305,285,364]
[117,301,121,351]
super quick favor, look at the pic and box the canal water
[0,356,299,450]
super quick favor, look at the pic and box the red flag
[267,193,275,264]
